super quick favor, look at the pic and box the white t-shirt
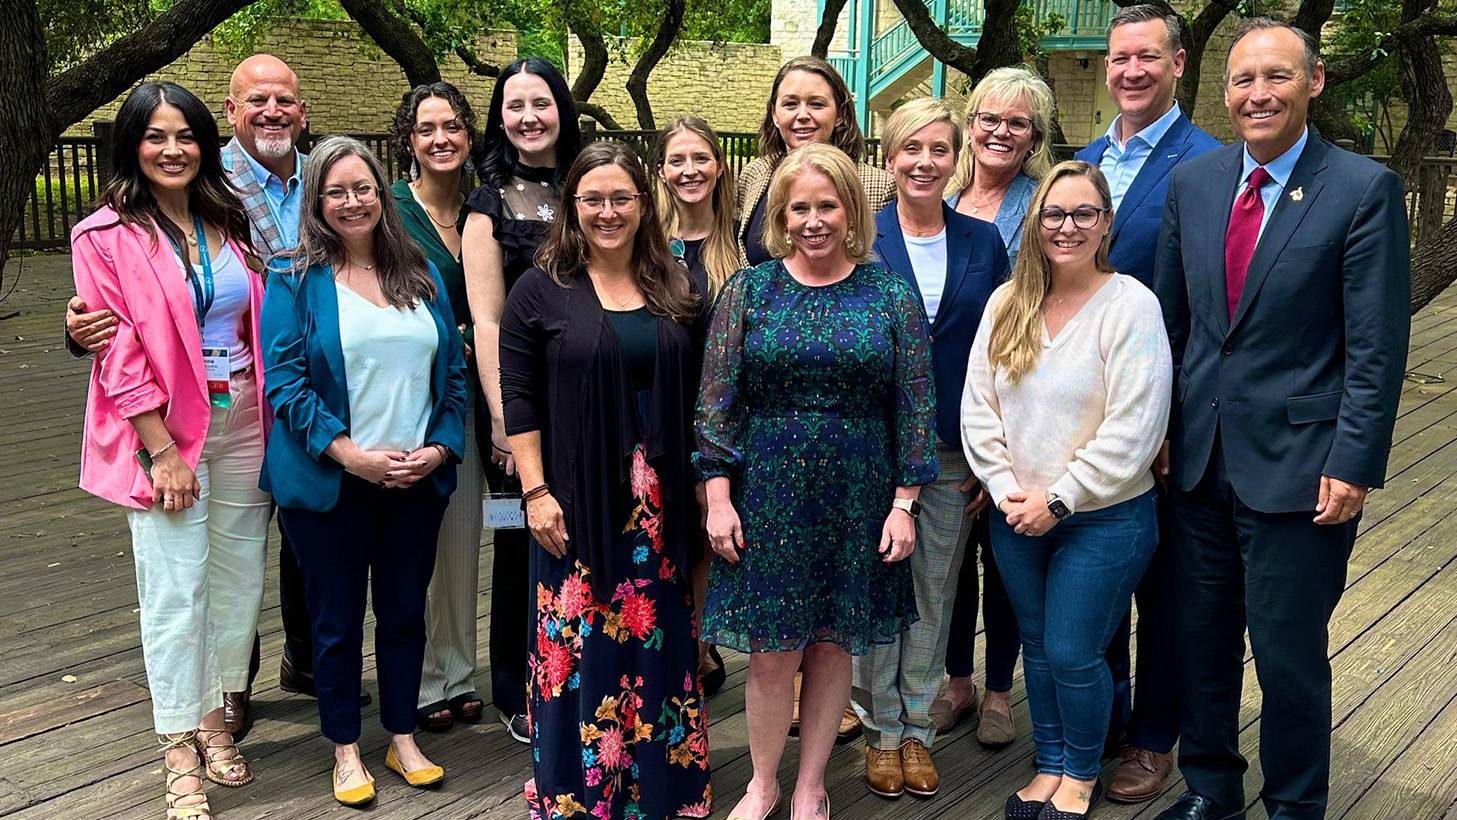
[335,281,438,452]
[904,228,948,323]
[198,242,253,371]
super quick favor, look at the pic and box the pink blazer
[72,207,270,510]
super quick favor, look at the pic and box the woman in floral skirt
[499,141,712,819]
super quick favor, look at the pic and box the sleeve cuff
[983,473,1022,510]
[1047,475,1087,516]
[306,416,348,461]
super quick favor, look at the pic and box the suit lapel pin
[1290,186,1304,202]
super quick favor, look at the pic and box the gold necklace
[589,270,640,310]
[411,182,463,229]
[964,185,1004,216]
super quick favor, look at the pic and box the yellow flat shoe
[332,764,376,806]
[385,744,444,787]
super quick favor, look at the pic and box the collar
[241,145,303,190]
[1106,102,1182,151]
[1240,126,1309,189]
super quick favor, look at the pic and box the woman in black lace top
[460,57,581,742]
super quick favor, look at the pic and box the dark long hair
[85,81,254,272]
[479,57,581,190]
[286,136,435,308]
[390,80,481,176]
[536,141,698,324]
[757,56,866,164]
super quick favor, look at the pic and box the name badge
[202,348,232,409]
[484,494,526,529]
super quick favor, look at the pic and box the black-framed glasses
[573,193,643,212]
[972,111,1035,136]
[320,184,379,206]
[1039,207,1108,230]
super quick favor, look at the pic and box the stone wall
[566,36,784,132]
[772,0,850,59]
[75,19,517,135]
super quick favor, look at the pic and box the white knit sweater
[960,274,1172,515]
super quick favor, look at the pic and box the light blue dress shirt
[241,148,304,248]
[1237,127,1309,240]
[1098,103,1183,212]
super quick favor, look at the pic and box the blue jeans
[989,490,1157,780]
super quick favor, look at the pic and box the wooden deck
[2,252,1455,820]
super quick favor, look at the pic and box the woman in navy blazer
[855,98,1009,799]
[260,137,466,806]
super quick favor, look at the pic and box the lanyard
[166,214,215,329]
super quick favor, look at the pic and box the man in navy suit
[1153,20,1409,820]
[1073,5,1221,803]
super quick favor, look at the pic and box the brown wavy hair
[535,141,699,324]
[757,56,866,164]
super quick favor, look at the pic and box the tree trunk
[1176,0,1239,117]
[811,0,852,58]
[890,0,1020,83]
[577,100,623,130]
[889,0,978,78]
[337,0,442,87]
[569,25,609,102]
[0,0,52,277]
[1411,216,1457,314]
[626,0,685,130]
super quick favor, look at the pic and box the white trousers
[128,369,270,734]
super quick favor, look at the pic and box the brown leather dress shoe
[223,690,251,739]
[864,746,904,798]
[837,706,862,742]
[1106,745,1173,803]
[899,739,938,798]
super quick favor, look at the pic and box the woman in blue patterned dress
[696,143,939,820]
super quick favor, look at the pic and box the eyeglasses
[972,112,1035,137]
[413,121,465,139]
[320,184,379,206]
[573,193,643,213]
[1039,207,1108,230]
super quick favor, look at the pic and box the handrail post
[92,120,115,191]
[857,0,875,131]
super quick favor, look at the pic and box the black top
[500,267,709,599]
[744,192,771,266]
[679,237,706,280]
[604,307,658,393]
[465,162,561,293]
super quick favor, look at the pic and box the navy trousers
[946,512,1021,692]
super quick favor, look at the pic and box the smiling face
[225,56,306,162]
[1106,19,1185,131]
[501,71,561,167]
[410,96,470,177]
[970,95,1037,179]
[139,102,202,197]
[888,120,957,207]
[659,129,722,207]
[784,168,850,263]
[773,70,839,152]
[575,164,642,258]
[320,155,382,243]
[1037,174,1110,271]
[1224,26,1324,164]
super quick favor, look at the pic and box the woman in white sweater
[961,160,1170,820]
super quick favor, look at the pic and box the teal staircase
[825,0,1114,130]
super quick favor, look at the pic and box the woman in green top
[389,81,486,733]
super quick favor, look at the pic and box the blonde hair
[653,116,741,296]
[761,143,874,264]
[949,67,1058,194]
[988,161,1115,382]
[881,97,962,162]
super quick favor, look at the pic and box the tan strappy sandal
[160,731,212,820]
[196,727,254,787]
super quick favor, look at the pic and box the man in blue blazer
[1073,5,1221,803]
[1153,20,1409,820]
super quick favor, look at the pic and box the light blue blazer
[259,258,467,512]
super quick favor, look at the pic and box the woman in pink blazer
[72,81,269,820]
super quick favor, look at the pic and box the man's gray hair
[1107,4,1183,54]
[1226,17,1321,79]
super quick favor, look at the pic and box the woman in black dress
[461,57,582,742]
[500,141,712,820]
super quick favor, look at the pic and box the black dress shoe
[1154,791,1243,820]
[1005,791,1046,820]
[701,646,727,697]
[1038,780,1102,819]
[279,655,372,706]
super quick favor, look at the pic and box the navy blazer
[873,201,1010,450]
[1153,133,1410,513]
[1076,111,1221,288]
[259,259,468,512]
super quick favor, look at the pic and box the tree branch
[400,5,502,78]
[1325,10,1457,86]
[889,0,978,76]
[45,0,253,130]
[626,0,685,129]
[811,0,851,58]
[337,0,441,87]
[577,99,623,130]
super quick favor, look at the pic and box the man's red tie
[1224,165,1272,320]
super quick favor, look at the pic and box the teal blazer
[259,258,468,512]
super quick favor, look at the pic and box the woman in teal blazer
[259,137,466,806]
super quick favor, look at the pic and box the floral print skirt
[525,445,712,820]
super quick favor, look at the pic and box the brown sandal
[196,727,254,787]
[160,731,212,819]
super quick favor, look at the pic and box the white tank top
[334,280,438,452]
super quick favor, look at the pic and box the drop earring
[410,157,420,181]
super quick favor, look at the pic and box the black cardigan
[499,266,706,599]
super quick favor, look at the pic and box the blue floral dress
[694,260,940,654]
